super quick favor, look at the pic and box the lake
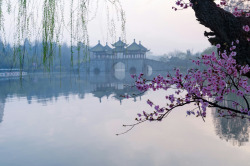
[0,71,249,166]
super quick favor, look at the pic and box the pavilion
[90,37,149,59]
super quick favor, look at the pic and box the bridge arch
[113,62,125,80]
[146,65,152,76]
[142,64,152,76]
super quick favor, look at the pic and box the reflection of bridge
[0,71,166,123]
[81,59,170,77]
[0,70,249,145]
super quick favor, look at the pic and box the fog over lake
[0,69,249,166]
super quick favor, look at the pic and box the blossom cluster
[130,42,250,122]
[243,25,249,32]
[172,0,193,11]
[232,7,250,17]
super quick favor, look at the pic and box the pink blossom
[127,41,250,123]
[154,105,159,111]
[216,44,221,48]
[147,100,153,107]
[243,25,249,32]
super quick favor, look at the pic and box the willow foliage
[0,0,125,70]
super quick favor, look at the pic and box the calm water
[0,71,249,166]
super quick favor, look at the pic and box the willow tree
[0,0,249,72]
[0,0,125,70]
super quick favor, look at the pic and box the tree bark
[190,0,250,66]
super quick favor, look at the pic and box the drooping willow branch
[0,0,126,70]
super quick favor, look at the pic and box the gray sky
[88,0,211,55]
[3,0,211,55]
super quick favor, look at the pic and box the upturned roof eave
[90,43,105,52]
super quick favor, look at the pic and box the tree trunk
[190,0,250,66]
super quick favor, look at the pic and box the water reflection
[0,71,250,146]
[213,112,249,146]
[0,70,250,166]
[0,70,158,122]
[0,102,4,123]
[212,93,250,146]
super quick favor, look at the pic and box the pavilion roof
[126,40,141,51]
[104,43,112,51]
[112,37,127,47]
[138,41,149,52]
[90,41,105,52]
[104,43,113,55]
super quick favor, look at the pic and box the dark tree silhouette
[190,0,249,66]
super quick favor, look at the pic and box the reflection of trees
[213,111,249,146]
[0,72,149,125]
[0,70,163,124]
[0,102,4,123]
[0,71,160,105]
[212,93,250,146]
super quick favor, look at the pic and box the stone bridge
[81,59,170,76]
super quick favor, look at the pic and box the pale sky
[3,0,211,55]
[88,0,211,55]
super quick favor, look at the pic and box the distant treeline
[0,39,89,71]
[147,47,217,70]
[0,38,217,72]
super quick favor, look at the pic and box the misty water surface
[0,71,249,166]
